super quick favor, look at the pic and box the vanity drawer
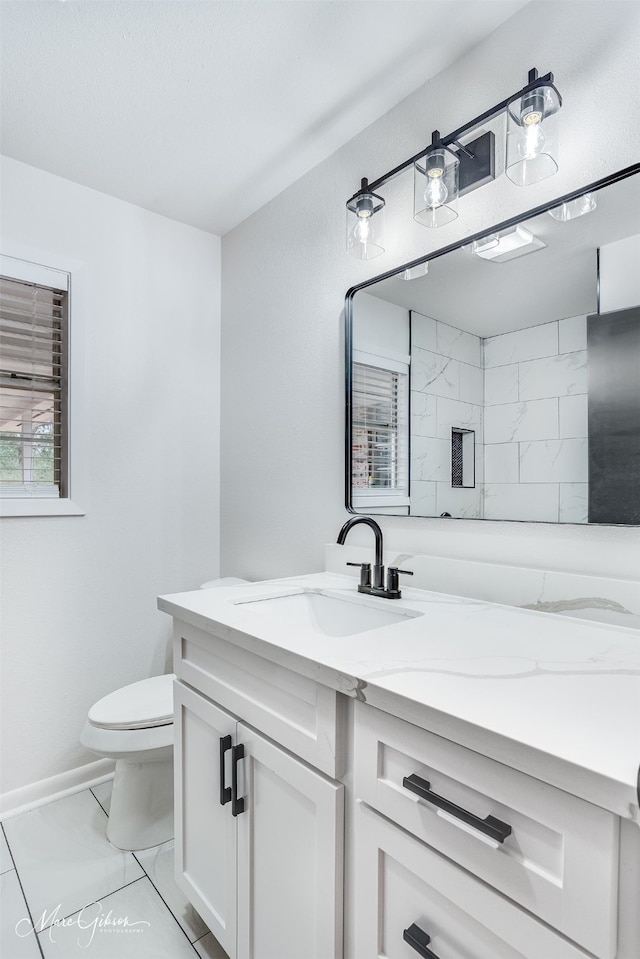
[174,620,343,778]
[354,702,618,959]
[354,800,592,959]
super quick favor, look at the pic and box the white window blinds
[0,274,68,498]
[352,357,409,496]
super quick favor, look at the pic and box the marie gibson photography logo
[16,901,151,948]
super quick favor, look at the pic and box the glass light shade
[346,190,385,260]
[414,148,459,228]
[549,192,596,222]
[505,84,561,186]
[403,262,429,281]
[463,234,500,255]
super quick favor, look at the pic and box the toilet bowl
[82,577,249,851]
[81,673,176,851]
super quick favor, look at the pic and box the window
[0,253,83,517]
[1,273,68,498]
[351,350,409,508]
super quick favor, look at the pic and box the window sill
[0,499,86,518]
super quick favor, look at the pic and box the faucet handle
[386,567,413,593]
[346,561,371,588]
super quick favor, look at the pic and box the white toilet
[81,577,249,851]
[81,673,176,850]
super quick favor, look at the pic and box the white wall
[0,157,221,795]
[220,1,640,585]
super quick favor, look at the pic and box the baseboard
[0,758,115,821]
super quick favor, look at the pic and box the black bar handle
[403,923,440,959]
[403,773,512,844]
[219,735,232,805]
[231,743,245,817]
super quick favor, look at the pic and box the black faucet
[337,516,413,600]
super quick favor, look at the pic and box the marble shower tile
[558,314,587,353]
[435,397,482,441]
[484,364,519,406]
[409,481,437,517]
[483,483,559,522]
[559,394,588,438]
[411,436,450,482]
[410,312,437,351]
[559,483,589,524]
[459,363,484,405]
[483,322,558,368]
[410,391,437,438]
[436,484,482,519]
[520,438,588,484]
[519,350,587,401]
[436,321,481,366]
[484,443,520,483]
[411,348,459,399]
[484,399,558,444]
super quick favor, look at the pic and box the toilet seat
[88,674,175,730]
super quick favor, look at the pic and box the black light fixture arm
[350,68,560,198]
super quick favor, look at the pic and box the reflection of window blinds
[352,361,408,492]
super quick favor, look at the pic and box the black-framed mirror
[345,164,640,524]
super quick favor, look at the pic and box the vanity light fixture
[346,67,561,256]
[549,193,597,221]
[346,177,386,260]
[505,75,562,186]
[465,224,547,262]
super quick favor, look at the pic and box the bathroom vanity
[159,573,640,959]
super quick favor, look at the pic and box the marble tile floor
[0,781,228,959]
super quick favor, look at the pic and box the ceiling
[366,172,640,337]
[0,0,528,236]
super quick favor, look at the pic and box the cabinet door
[174,681,238,959]
[236,723,344,959]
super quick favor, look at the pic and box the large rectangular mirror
[346,167,640,524]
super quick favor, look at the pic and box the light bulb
[518,118,545,159]
[352,212,371,245]
[423,172,448,209]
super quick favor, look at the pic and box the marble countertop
[158,572,640,820]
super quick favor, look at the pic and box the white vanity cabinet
[172,622,344,959]
[160,577,640,959]
[352,701,630,959]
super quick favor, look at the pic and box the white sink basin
[233,589,422,638]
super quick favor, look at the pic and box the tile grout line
[1,820,46,959]
[89,788,202,954]
[34,875,147,937]
[131,850,204,954]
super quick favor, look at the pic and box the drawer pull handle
[219,735,232,806]
[402,773,512,844]
[231,743,245,817]
[403,923,440,959]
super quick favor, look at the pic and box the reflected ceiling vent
[464,225,546,262]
